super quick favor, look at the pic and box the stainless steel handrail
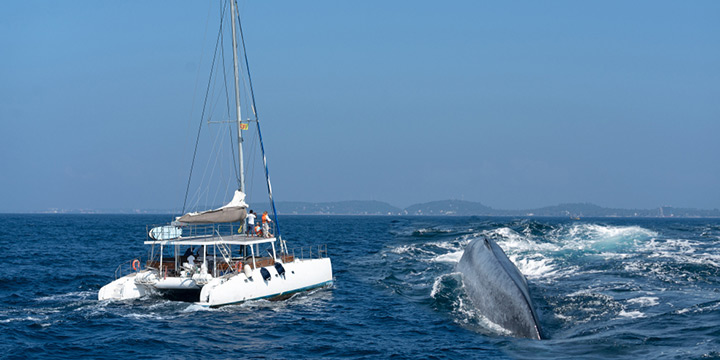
[114,258,142,279]
[287,244,329,261]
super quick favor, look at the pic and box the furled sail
[177,190,248,224]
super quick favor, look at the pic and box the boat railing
[146,223,246,241]
[114,257,144,280]
[288,244,328,261]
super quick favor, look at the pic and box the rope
[236,5,285,252]
[182,2,227,215]
[176,1,214,217]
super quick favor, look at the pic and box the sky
[1,1,719,212]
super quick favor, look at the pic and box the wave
[412,228,455,237]
[380,219,720,341]
[386,222,661,284]
[617,309,646,319]
[639,238,720,268]
[627,296,659,307]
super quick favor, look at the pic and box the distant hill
[27,201,720,218]
[522,203,720,218]
[402,201,720,218]
[404,200,496,216]
[274,200,401,215]
[272,200,720,218]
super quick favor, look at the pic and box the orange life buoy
[236,261,243,272]
[132,259,140,271]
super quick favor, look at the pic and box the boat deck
[144,233,277,246]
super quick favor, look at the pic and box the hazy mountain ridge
[28,200,720,218]
[404,200,496,216]
[411,201,720,218]
[275,201,401,215]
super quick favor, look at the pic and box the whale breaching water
[456,236,543,340]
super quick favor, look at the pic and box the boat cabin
[143,223,292,280]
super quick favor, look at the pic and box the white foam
[508,255,557,279]
[123,312,167,320]
[430,275,448,298]
[640,238,720,268]
[598,252,632,260]
[0,316,48,323]
[566,289,590,297]
[451,296,513,336]
[430,272,462,298]
[567,224,657,242]
[36,291,96,302]
[431,250,464,263]
[675,301,720,315]
[389,235,472,265]
[388,244,435,256]
[414,228,453,235]
[546,224,658,256]
[627,296,659,307]
[182,304,214,312]
[618,309,645,318]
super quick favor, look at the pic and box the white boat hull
[198,258,333,307]
[98,259,332,304]
[98,271,152,301]
[98,270,206,301]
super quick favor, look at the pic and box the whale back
[456,237,542,339]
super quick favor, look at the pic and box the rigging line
[182,1,228,215]
[236,6,284,248]
[189,83,224,210]
[203,65,237,201]
[177,1,215,217]
[203,119,227,209]
[190,122,225,212]
[246,123,259,203]
[210,127,231,207]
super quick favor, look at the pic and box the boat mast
[229,0,245,193]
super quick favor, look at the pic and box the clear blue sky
[1,1,719,212]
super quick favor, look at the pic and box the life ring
[236,261,243,272]
[132,259,140,271]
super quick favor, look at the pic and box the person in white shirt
[245,210,257,236]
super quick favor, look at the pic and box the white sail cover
[177,190,248,224]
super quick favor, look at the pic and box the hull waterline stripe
[197,280,333,308]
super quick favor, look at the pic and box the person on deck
[262,211,272,238]
[183,246,194,257]
[246,210,256,236]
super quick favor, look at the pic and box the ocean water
[0,214,719,359]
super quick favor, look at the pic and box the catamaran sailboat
[98,0,333,307]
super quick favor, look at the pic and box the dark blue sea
[1,215,719,359]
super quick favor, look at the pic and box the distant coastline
[19,200,720,218]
